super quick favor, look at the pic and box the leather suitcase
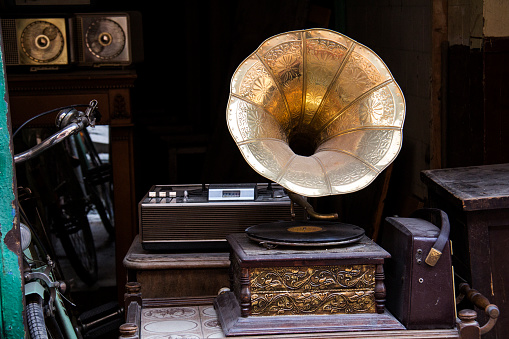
[381,208,456,329]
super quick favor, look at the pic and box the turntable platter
[246,220,365,247]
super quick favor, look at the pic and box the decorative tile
[141,305,224,338]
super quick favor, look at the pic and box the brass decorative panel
[251,290,375,316]
[249,265,376,316]
[250,265,375,291]
[227,28,405,197]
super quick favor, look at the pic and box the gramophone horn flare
[227,28,405,197]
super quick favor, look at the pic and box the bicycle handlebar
[14,100,99,165]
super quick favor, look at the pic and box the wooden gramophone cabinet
[214,233,404,336]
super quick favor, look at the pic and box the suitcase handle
[409,208,450,267]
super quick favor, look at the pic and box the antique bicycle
[15,100,122,338]
[14,99,114,286]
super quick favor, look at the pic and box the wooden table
[123,235,230,298]
[421,163,509,339]
[120,237,492,339]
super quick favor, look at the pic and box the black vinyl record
[246,220,365,247]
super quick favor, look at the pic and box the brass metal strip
[255,48,294,132]
[275,153,297,184]
[297,30,309,130]
[236,138,289,147]
[308,42,357,129]
[315,148,381,175]
[311,154,333,194]
[230,92,290,136]
[319,125,401,144]
[317,78,395,135]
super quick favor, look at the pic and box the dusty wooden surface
[421,163,509,211]
[123,235,230,270]
[123,236,230,298]
[228,233,390,267]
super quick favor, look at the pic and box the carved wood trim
[112,93,131,120]
[6,70,137,93]
[374,264,386,314]
[240,267,251,317]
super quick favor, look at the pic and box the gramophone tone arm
[287,191,338,220]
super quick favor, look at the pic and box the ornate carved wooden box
[214,233,404,336]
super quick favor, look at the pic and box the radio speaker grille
[74,13,131,66]
[141,204,306,242]
[0,19,19,65]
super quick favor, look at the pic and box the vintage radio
[139,183,307,251]
[0,17,70,68]
[73,12,143,67]
[381,208,456,330]
[0,11,143,70]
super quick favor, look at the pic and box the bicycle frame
[15,100,100,339]
[22,231,79,339]
[14,100,98,165]
[15,100,101,286]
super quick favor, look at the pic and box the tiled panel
[141,305,224,338]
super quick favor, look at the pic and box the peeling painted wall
[484,0,509,37]
[449,0,509,46]
[0,31,25,338]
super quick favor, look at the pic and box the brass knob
[119,322,138,337]
[125,282,141,294]
[458,309,477,322]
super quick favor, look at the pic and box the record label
[287,225,323,233]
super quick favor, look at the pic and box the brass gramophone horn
[227,29,405,199]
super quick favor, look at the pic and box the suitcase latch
[425,247,442,266]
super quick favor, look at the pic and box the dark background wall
[125,0,343,194]
[0,0,338,194]
[0,0,434,235]
[5,0,507,233]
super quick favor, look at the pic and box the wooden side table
[123,235,230,299]
[120,239,498,339]
[421,163,509,339]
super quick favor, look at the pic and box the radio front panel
[1,17,69,66]
[0,12,141,70]
[139,183,307,251]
